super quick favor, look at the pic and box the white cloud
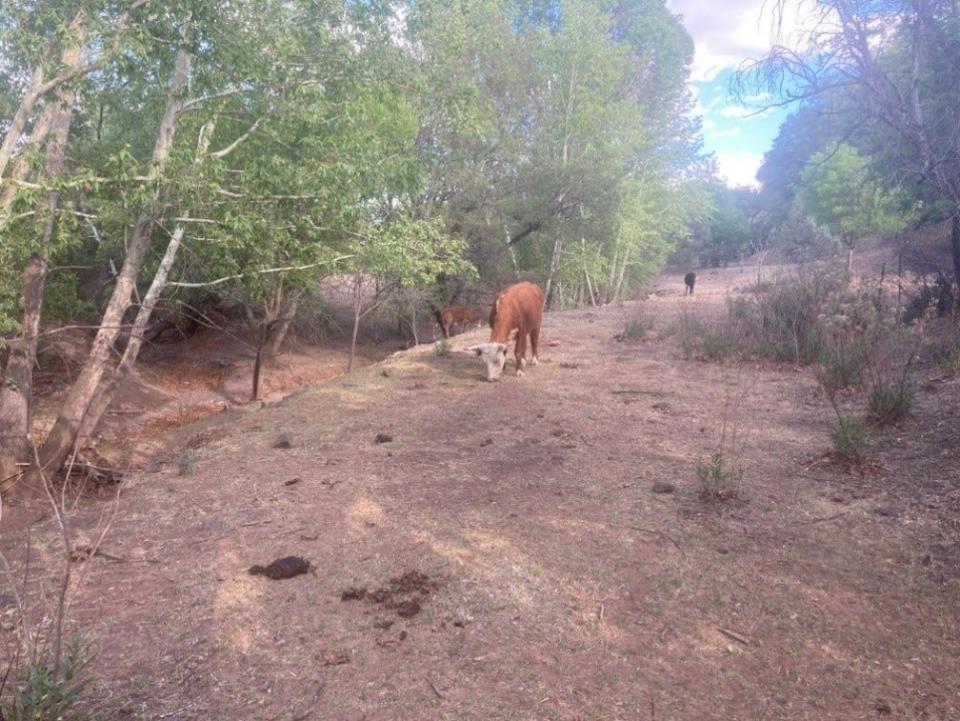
[668,1,812,82]
[715,150,763,188]
[706,127,742,139]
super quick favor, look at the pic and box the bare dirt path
[3,269,959,720]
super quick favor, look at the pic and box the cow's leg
[530,326,540,366]
[515,333,527,377]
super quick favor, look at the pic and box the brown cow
[435,305,482,338]
[469,281,544,381]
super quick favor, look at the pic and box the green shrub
[830,417,871,466]
[619,313,654,342]
[177,448,197,476]
[433,339,451,357]
[696,452,742,502]
[1,635,95,721]
[815,341,864,395]
[934,342,960,374]
[867,382,913,426]
[701,329,736,361]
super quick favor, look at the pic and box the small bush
[178,448,197,476]
[701,329,736,361]
[830,417,871,466]
[867,382,913,426]
[696,452,742,502]
[1,635,95,721]
[677,309,707,359]
[433,339,451,357]
[934,342,960,374]
[619,313,654,342]
[815,341,864,395]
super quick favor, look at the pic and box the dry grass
[2,267,958,721]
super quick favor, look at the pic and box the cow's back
[490,281,544,339]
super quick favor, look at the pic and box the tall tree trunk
[266,291,301,356]
[348,276,362,374]
[0,19,87,492]
[77,121,213,446]
[543,229,563,310]
[76,226,185,447]
[0,99,56,226]
[20,48,192,494]
[951,212,960,312]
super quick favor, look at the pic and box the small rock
[374,433,393,444]
[373,618,394,629]
[652,481,675,494]
[874,506,902,518]
[273,434,294,449]
[248,556,311,580]
[284,477,302,486]
[479,438,494,447]
[381,369,392,377]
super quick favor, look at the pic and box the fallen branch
[718,627,751,646]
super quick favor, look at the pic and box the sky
[666,0,799,188]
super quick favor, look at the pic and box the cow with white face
[469,281,544,381]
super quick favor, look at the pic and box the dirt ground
[2,266,960,720]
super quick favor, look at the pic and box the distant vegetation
[0,0,713,490]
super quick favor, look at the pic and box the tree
[798,144,911,272]
[736,0,960,295]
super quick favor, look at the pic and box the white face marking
[471,342,509,381]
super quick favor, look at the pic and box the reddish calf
[469,281,544,381]
[435,305,482,338]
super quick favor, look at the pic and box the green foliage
[798,144,911,248]
[433,339,451,357]
[671,183,750,269]
[696,452,742,502]
[619,312,654,342]
[935,342,960,375]
[177,449,196,476]
[867,382,913,426]
[830,417,871,466]
[0,635,95,721]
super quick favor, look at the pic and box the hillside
[2,269,959,720]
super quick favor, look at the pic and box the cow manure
[273,433,294,449]
[341,587,367,601]
[374,432,393,444]
[317,650,350,666]
[394,599,422,618]
[873,699,892,715]
[248,556,311,580]
[342,571,437,619]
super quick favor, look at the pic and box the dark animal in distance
[435,305,483,338]
[684,271,697,295]
[469,281,544,381]
[248,556,311,579]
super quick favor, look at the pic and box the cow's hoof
[516,369,525,378]
[531,356,539,367]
